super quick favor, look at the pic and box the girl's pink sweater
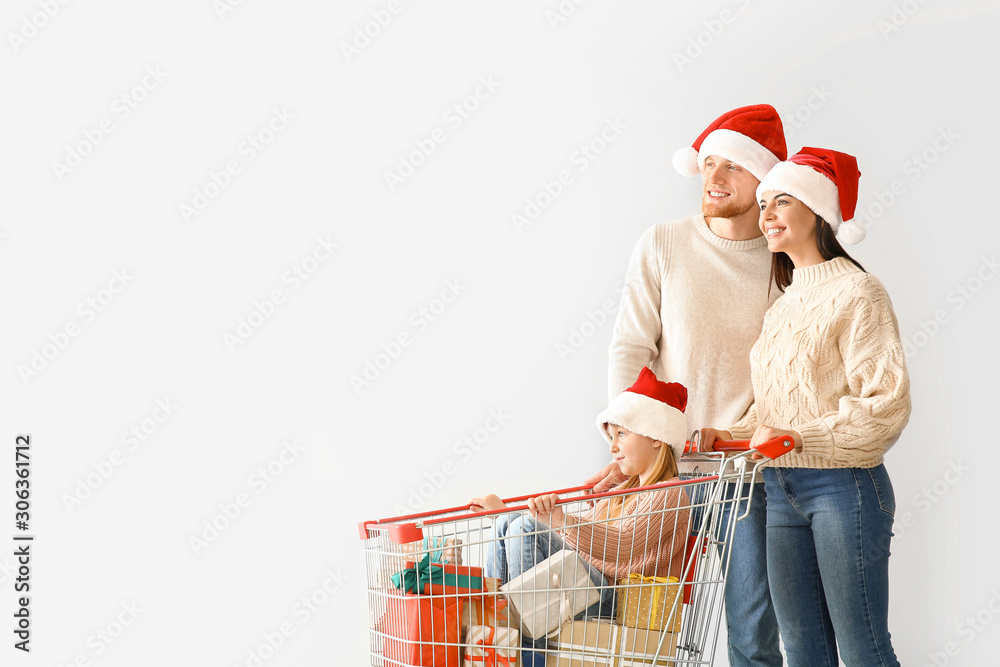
[562,480,690,582]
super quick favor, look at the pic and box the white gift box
[463,624,520,667]
[500,549,603,640]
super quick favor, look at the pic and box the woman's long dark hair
[770,215,866,293]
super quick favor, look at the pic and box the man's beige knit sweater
[609,216,776,458]
[727,257,911,468]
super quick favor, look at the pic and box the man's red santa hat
[672,104,787,182]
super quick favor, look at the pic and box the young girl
[701,147,910,667]
[471,367,691,623]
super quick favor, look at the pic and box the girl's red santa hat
[756,147,865,245]
[596,367,688,462]
[672,104,787,182]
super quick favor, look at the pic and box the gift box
[402,536,464,566]
[500,549,603,640]
[381,537,465,588]
[616,625,678,665]
[382,588,466,667]
[615,575,682,633]
[548,619,621,667]
[462,624,520,667]
[462,577,512,630]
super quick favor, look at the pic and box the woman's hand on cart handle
[697,428,733,453]
[749,425,802,459]
[528,493,566,528]
[469,494,507,512]
[691,427,799,460]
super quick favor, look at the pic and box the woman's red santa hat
[756,147,865,245]
[596,367,688,462]
[672,104,787,182]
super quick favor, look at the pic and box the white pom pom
[672,146,700,177]
[837,219,866,245]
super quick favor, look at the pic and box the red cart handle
[358,437,794,540]
[683,436,794,459]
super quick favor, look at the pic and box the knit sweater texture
[728,257,911,469]
[606,215,776,477]
[563,482,690,581]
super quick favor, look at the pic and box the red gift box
[382,589,466,667]
[422,562,484,597]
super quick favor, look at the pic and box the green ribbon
[423,536,451,564]
[391,555,483,594]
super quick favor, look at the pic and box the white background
[3,1,999,665]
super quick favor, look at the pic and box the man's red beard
[702,193,756,219]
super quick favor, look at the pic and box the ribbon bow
[390,555,482,594]
[543,572,576,640]
[423,536,454,563]
[465,626,515,667]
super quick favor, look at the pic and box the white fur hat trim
[596,391,687,463]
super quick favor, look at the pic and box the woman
[701,147,910,666]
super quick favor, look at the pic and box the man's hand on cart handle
[469,494,507,512]
[583,461,622,494]
[528,493,566,528]
[697,428,733,453]
[581,461,626,508]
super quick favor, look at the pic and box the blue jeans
[685,478,782,667]
[763,465,899,667]
[485,512,616,647]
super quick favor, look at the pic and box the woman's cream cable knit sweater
[728,257,911,469]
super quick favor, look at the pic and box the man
[593,105,786,666]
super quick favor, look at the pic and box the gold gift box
[615,575,682,633]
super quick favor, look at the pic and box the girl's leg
[811,465,899,667]
[763,468,839,667]
[485,512,513,581]
[490,512,598,581]
[502,513,564,580]
[501,513,612,595]
[491,513,614,645]
[487,513,554,652]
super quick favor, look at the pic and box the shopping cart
[359,436,793,666]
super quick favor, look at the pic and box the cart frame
[359,436,792,666]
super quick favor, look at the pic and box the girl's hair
[770,214,866,293]
[599,435,679,520]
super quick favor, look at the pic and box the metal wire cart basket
[359,436,792,666]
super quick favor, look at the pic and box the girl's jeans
[485,512,616,646]
[763,465,900,667]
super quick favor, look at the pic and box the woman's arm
[792,279,911,463]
